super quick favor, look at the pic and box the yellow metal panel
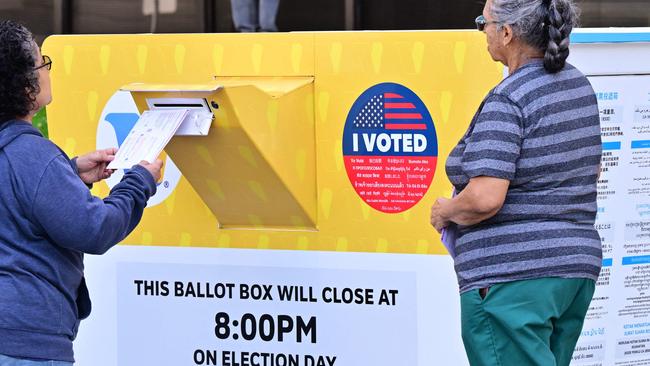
[121,82,221,92]
[127,77,317,229]
[42,31,502,254]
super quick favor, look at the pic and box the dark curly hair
[0,20,39,124]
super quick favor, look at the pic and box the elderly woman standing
[430,0,602,365]
[0,21,163,365]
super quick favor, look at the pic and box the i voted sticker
[343,83,438,214]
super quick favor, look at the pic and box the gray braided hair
[490,0,579,73]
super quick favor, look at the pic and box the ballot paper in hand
[440,188,458,258]
[441,222,458,258]
[107,109,189,169]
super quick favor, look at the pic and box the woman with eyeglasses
[430,0,601,365]
[0,21,163,365]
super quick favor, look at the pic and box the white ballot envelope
[441,222,458,258]
[440,188,458,258]
[107,109,190,169]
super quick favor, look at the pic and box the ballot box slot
[147,97,212,114]
[153,103,204,108]
[146,97,214,136]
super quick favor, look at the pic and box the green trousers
[460,277,595,366]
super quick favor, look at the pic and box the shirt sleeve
[461,93,524,181]
[31,155,156,255]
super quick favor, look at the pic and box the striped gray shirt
[445,60,602,293]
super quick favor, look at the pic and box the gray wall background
[0,0,648,45]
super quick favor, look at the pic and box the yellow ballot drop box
[43,31,502,254]
[42,31,504,365]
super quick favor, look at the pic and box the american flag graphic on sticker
[343,83,438,214]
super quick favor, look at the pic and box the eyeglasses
[475,15,500,32]
[34,55,52,71]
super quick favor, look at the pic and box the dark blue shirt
[0,120,156,362]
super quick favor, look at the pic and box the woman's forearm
[441,177,509,226]
[441,190,501,226]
